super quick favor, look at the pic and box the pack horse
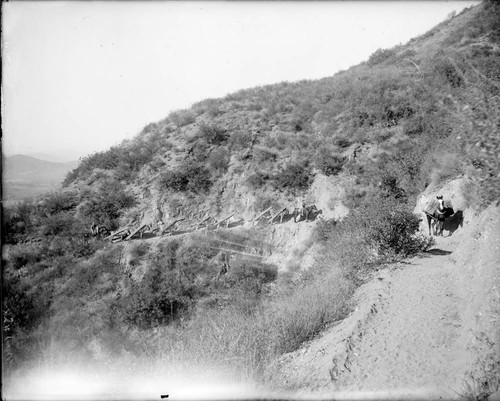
[424,195,454,236]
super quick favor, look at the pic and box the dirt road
[274,205,500,399]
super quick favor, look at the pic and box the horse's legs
[438,220,444,236]
[426,215,433,236]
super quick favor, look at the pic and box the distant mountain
[26,153,71,163]
[3,154,78,201]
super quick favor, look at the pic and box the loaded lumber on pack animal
[91,223,110,238]
[162,217,185,235]
[293,204,323,223]
[270,207,292,224]
[214,213,235,229]
[423,195,455,236]
[104,227,131,243]
[124,224,149,241]
[253,206,273,226]
[197,215,214,231]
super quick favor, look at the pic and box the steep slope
[60,1,499,232]
[273,179,500,399]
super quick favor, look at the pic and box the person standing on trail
[217,252,230,280]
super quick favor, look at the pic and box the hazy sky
[2,1,478,161]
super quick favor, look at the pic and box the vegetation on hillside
[3,0,499,388]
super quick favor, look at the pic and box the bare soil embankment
[274,200,500,399]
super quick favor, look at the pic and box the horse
[91,223,111,238]
[293,204,323,223]
[425,196,454,236]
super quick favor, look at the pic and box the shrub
[2,273,41,369]
[2,202,33,244]
[229,130,252,150]
[319,196,431,276]
[313,218,338,243]
[334,137,352,148]
[43,191,78,215]
[168,109,196,127]
[128,242,150,266]
[253,147,277,164]
[433,58,464,88]
[314,149,345,176]
[6,244,42,270]
[77,181,135,229]
[207,148,229,174]
[246,171,271,189]
[198,122,228,145]
[272,160,314,194]
[223,261,277,296]
[39,212,76,236]
[158,170,190,192]
[63,148,122,185]
[158,161,213,194]
[368,48,396,66]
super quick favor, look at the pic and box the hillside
[3,154,78,202]
[2,2,500,399]
[57,0,498,234]
[273,178,500,399]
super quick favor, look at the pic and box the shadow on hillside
[444,210,464,237]
[423,248,453,256]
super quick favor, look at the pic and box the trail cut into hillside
[274,188,500,399]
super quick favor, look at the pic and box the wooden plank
[252,206,272,223]
[270,207,288,224]
[104,227,129,241]
[124,224,148,241]
[161,218,185,235]
[196,215,214,230]
[214,212,235,229]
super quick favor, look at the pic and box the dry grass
[132,261,355,383]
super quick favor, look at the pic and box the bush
[223,261,277,296]
[319,196,431,275]
[368,48,396,66]
[198,123,228,145]
[246,171,271,189]
[272,160,314,194]
[77,180,135,229]
[63,148,122,185]
[314,149,345,176]
[39,212,76,236]
[207,148,229,174]
[158,161,212,194]
[229,130,252,150]
[433,58,464,88]
[168,109,196,127]
[2,202,33,244]
[158,170,190,192]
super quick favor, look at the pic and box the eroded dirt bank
[273,204,500,399]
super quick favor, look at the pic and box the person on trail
[216,252,230,280]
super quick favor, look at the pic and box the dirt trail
[275,204,500,399]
